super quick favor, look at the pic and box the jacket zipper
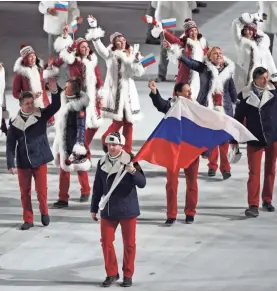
[23,130,32,165]
[258,108,267,144]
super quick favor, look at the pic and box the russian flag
[55,1,68,11]
[161,18,177,29]
[133,98,257,172]
[71,20,78,33]
[140,53,156,68]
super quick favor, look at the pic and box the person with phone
[91,132,146,287]
[6,78,61,230]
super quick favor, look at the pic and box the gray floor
[1,1,277,290]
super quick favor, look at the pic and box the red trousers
[85,128,98,159]
[102,120,133,153]
[166,157,199,218]
[43,90,55,124]
[247,142,277,207]
[17,164,48,223]
[58,168,90,202]
[101,217,137,278]
[208,142,231,173]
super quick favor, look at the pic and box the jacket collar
[100,150,131,177]
[11,108,41,131]
[242,82,276,109]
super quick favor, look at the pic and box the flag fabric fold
[133,98,257,172]
[55,1,68,11]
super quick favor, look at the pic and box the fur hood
[14,57,44,74]
[59,91,90,110]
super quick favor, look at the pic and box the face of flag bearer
[108,143,122,157]
[188,27,198,40]
[209,48,223,67]
[176,84,192,99]
[114,36,126,50]
[79,42,90,57]
[27,53,36,66]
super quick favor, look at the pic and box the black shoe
[222,171,231,180]
[197,1,207,7]
[103,144,108,153]
[20,222,34,230]
[121,277,132,287]
[208,169,216,177]
[262,201,275,212]
[155,76,166,82]
[185,215,194,224]
[102,274,120,287]
[41,214,50,226]
[192,8,200,13]
[80,194,89,202]
[245,206,259,217]
[165,218,176,226]
[53,200,68,208]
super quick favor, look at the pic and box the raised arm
[86,16,109,60]
[231,18,242,48]
[164,30,183,46]
[38,1,52,14]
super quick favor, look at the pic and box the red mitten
[68,41,77,53]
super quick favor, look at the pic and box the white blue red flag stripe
[55,2,68,11]
[71,20,78,33]
[161,18,177,29]
[133,98,257,172]
[140,53,156,68]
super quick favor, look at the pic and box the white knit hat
[183,18,198,33]
[20,44,35,59]
[105,132,125,146]
[110,32,124,44]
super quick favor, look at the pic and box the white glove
[125,162,136,174]
[240,13,254,24]
[87,16,97,28]
[151,21,163,39]
[214,105,225,113]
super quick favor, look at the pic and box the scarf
[212,65,225,107]
[20,109,33,121]
[108,151,122,166]
[252,82,265,99]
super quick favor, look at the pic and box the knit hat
[76,37,88,51]
[183,18,198,33]
[243,22,257,32]
[105,132,125,146]
[110,32,124,44]
[20,44,35,59]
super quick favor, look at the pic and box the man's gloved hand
[126,162,136,174]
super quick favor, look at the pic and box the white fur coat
[86,27,145,123]
[52,92,91,172]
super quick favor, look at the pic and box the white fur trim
[13,57,44,106]
[82,55,102,128]
[43,66,59,79]
[72,143,87,155]
[54,35,74,53]
[85,27,105,41]
[167,44,184,65]
[113,49,136,65]
[60,49,76,65]
[71,158,91,172]
[151,24,163,39]
[204,56,235,109]
[97,87,104,98]
[52,91,90,172]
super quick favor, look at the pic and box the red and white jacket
[43,38,103,129]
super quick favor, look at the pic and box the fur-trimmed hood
[59,90,90,110]
[14,57,44,74]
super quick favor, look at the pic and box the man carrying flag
[143,80,257,225]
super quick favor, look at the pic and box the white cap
[105,132,125,146]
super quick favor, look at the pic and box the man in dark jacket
[167,43,237,179]
[91,132,146,288]
[6,78,61,230]
[231,67,277,217]
[148,80,202,225]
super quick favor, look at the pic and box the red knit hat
[20,44,35,58]
[183,19,198,34]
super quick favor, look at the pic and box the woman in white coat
[85,15,145,154]
[232,13,277,92]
